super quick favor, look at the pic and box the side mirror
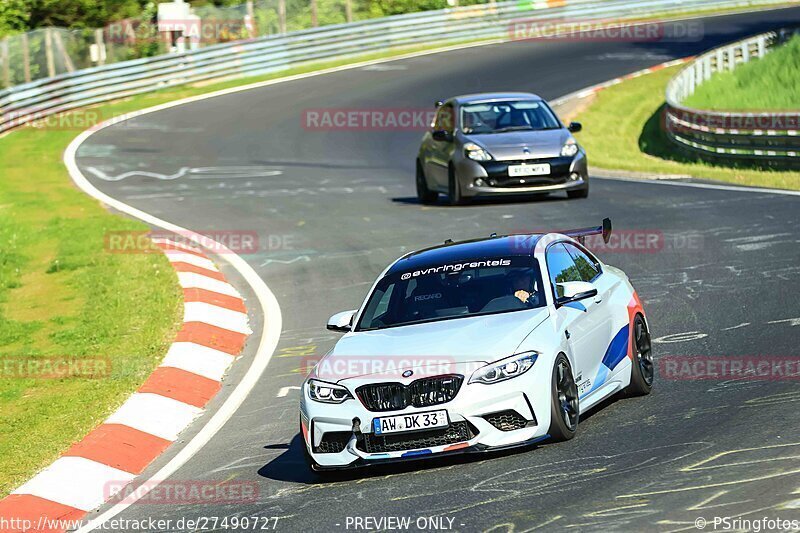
[567,122,582,133]
[555,281,597,308]
[327,310,356,332]
[432,130,453,142]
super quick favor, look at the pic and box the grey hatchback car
[416,92,588,205]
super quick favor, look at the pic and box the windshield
[461,100,561,134]
[356,257,545,331]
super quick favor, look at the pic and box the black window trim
[544,239,603,304]
[561,241,603,283]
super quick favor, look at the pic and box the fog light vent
[482,410,531,432]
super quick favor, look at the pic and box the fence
[0,0,794,134]
[0,0,498,89]
[665,30,800,165]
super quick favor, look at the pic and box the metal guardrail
[0,0,793,134]
[665,30,800,164]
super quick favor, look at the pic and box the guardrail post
[52,31,75,72]
[757,35,766,57]
[311,0,319,27]
[45,28,56,78]
[21,32,31,83]
[1,39,9,88]
[95,29,106,66]
[279,0,287,33]
[246,0,256,37]
[703,55,711,80]
[715,48,723,74]
[741,41,749,62]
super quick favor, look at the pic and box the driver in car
[509,270,534,304]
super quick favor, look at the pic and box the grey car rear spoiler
[562,218,612,245]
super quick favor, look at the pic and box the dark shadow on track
[391,192,570,207]
[578,393,626,424]
[257,433,551,485]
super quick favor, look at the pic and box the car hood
[313,308,549,382]
[468,129,569,160]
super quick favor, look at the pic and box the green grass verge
[0,125,184,496]
[684,34,800,110]
[572,65,800,189]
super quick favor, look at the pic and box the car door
[424,103,456,189]
[563,242,618,379]
[546,243,610,397]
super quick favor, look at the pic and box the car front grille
[356,375,463,412]
[313,431,351,454]
[479,157,574,186]
[359,421,476,453]
[482,409,531,431]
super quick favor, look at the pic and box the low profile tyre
[624,314,654,396]
[448,165,465,206]
[567,184,589,199]
[416,160,438,205]
[548,354,579,442]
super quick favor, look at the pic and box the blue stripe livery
[602,324,630,371]
[581,325,630,399]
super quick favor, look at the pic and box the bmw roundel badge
[402,370,414,378]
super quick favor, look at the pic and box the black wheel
[548,354,579,441]
[416,160,438,205]
[567,185,589,199]
[448,165,465,206]
[624,314,654,396]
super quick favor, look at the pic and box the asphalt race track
[74,8,800,531]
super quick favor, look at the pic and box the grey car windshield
[461,100,561,134]
[357,258,545,331]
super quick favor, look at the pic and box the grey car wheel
[448,165,465,206]
[567,184,589,199]
[548,354,579,442]
[416,160,438,205]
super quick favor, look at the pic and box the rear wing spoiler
[562,217,612,245]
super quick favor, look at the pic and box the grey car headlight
[464,142,492,161]
[469,352,538,385]
[307,379,353,403]
[560,139,579,157]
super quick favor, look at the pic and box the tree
[0,0,31,35]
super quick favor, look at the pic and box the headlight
[464,142,492,161]
[469,352,538,385]
[307,379,353,403]
[560,139,579,157]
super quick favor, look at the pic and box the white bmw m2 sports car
[300,219,653,471]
